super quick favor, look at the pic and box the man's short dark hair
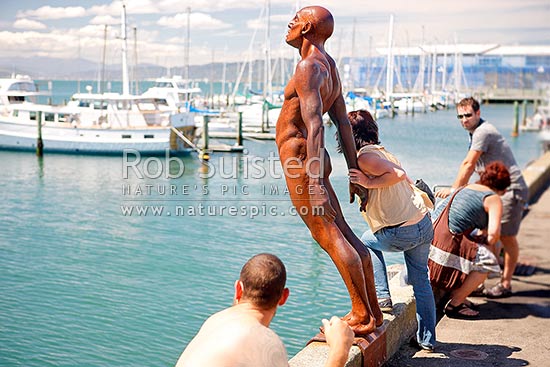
[239,253,286,310]
[457,97,480,112]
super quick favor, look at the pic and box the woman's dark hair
[336,109,380,152]
[478,161,511,191]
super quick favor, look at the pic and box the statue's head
[286,6,334,48]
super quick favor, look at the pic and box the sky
[0,0,549,69]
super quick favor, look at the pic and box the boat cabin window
[178,93,191,101]
[138,102,156,110]
[8,82,37,92]
[122,134,132,139]
[44,113,55,122]
[155,82,171,88]
[93,101,108,110]
[29,111,37,120]
[7,96,26,104]
[144,134,154,139]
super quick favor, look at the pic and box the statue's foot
[350,322,377,336]
[341,312,377,336]
[343,309,383,328]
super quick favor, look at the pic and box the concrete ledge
[522,151,550,203]
[289,265,416,367]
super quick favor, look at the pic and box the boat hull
[0,119,193,155]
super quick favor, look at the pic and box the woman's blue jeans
[360,214,436,348]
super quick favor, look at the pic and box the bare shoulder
[176,312,288,367]
[358,150,382,165]
[357,151,381,175]
[482,193,503,212]
[295,57,324,79]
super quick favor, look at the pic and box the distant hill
[0,56,294,87]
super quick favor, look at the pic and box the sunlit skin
[276,6,383,335]
[457,105,482,132]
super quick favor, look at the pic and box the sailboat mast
[121,4,129,95]
[385,14,394,99]
[99,24,107,94]
[264,0,272,101]
[133,26,139,94]
[185,7,191,82]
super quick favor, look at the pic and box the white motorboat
[522,101,550,132]
[0,81,196,155]
[141,75,202,112]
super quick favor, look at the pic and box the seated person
[430,161,511,319]
[175,253,354,367]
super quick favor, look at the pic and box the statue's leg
[308,218,378,335]
[323,179,384,327]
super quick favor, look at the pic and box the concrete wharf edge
[289,151,550,367]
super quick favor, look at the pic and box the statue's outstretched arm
[328,96,368,210]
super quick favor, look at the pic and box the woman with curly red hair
[429,161,511,319]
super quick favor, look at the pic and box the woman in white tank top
[344,110,437,352]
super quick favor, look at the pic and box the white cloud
[156,0,267,12]
[89,0,160,16]
[304,0,546,17]
[90,15,120,26]
[17,6,86,20]
[1,0,548,68]
[158,12,231,30]
[13,19,47,30]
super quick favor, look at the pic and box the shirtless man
[275,6,383,335]
[174,253,354,367]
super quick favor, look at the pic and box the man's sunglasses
[457,113,473,119]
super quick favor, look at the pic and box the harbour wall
[289,151,550,367]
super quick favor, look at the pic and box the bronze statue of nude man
[275,6,383,335]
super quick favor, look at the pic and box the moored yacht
[0,78,196,155]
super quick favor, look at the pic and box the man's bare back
[176,305,288,367]
[275,6,382,335]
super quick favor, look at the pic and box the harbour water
[0,93,543,365]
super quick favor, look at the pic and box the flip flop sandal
[469,284,486,297]
[485,283,512,298]
[463,299,479,310]
[445,302,479,319]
